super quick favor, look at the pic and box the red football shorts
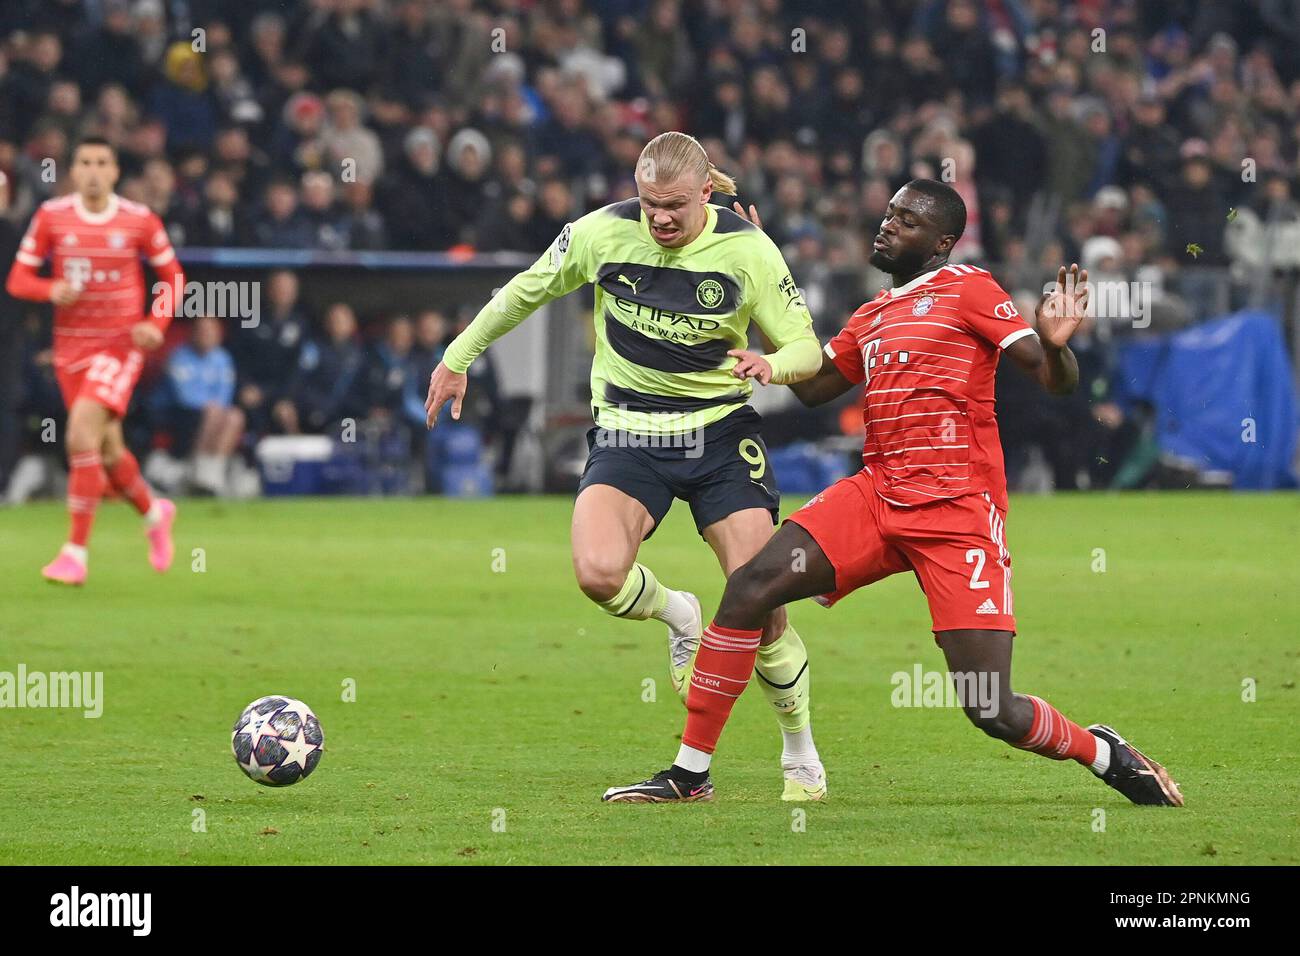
[785,469,1016,635]
[55,347,145,418]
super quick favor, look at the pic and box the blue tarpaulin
[1116,310,1298,489]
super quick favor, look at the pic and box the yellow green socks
[754,622,811,734]
[596,563,669,621]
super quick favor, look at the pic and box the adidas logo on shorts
[975,598,1000,615]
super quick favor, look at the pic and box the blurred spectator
[245,11,287,93]
[364,314,426,445]
[322,89,383,186]
[278,302,365,434]
[531,178,574,248]
[253,177,312,248]
[1118,94,1182,192]
[7,31,62,140]
[338,180,388,250]
[532,88,603,179]
[160,316,243,495]
[269,90,326,177]
[384,0,445,109]
[299,169,347,251]
[1165,151,1229,265]
[442,128,492,245]
[378,126,450,249]
[410,309,449,394]
[302,0,387,94]
[148,42,215,152]
[971,84,1047,217]
[131,0,169,70]
[918,0,1000,106]
[211,125,270,200]
[178,166,250,246]
[208,47,263,129]
[230,269,308,440]
[71,0,147,99]
[476,189,536,252]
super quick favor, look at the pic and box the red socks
[1014,694,1098,765]
[681,622,762,754]
[105,450,153,515]
[67,450,105,547]
[65,449,154,551]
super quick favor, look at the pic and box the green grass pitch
[0,493,1296,865]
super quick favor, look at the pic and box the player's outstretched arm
[135,248,184,351]
[430,217,596,428]
[785,351,856,407]
[5,209,72,304]
[1007,264,1085,395]
[6,259,78,305]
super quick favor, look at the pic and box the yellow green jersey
[443,198,821,434]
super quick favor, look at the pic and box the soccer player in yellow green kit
[426,132,826,800]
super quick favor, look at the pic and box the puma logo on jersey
[617,274,641,295]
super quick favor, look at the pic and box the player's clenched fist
[130,321,164,351]
[49,279,81,307]
[727,348,773,385]
[425,360,467,428]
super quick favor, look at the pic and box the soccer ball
[231,696,324,786]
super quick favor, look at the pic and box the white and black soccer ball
[231,696,324,786]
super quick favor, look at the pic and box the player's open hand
[727,349,773,385]
[731,201,764,231]
[1036,263,1089,350]
[130,321,164,351]
[425,360,467,428]
[50,280,81,307]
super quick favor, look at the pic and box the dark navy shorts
[577,406,780,539]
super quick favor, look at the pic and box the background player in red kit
[605,180,1183,807]
[6,137,183,585]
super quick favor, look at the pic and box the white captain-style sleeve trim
[148,248,176,267]
[999,327,1037,350]
[15,251,43,267]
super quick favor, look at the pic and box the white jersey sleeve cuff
[999,327,1037,350]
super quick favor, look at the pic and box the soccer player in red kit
[605,180,1183,806]
[6,137,182,585]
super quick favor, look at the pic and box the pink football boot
[147,498,177,572]
[42,549,87,586]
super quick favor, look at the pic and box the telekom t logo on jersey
[63,257,92,288]
[860,339,911,386]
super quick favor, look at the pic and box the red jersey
[824,264,1035,511]
[13,193,180,359]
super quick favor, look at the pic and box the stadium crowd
[3,0,1298,496]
